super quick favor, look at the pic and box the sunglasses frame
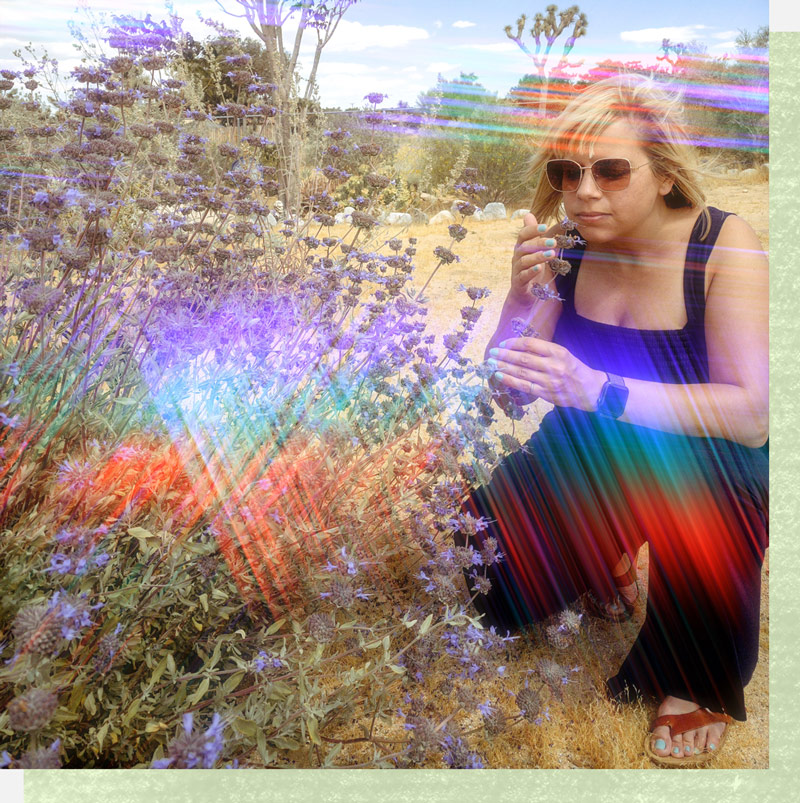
[545,157,650,193]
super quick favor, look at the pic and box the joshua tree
[505,4,588,116]
[216,1,360,212]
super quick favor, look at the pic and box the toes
[682,729,696,758]
[651,725,671,757]
[670,732,684,759]
[707,721,726,753]
[693,726,709,754]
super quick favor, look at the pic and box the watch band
[595,372,628,419]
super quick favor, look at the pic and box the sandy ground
[331,178,770,769]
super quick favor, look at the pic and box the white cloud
[711,30,740,41]
[620,25,711,44]
[426,62,461,74]
[453,21,477,29]
[308,20,429,54]
[457,42,518,53]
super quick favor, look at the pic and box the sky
[0,0,769,108]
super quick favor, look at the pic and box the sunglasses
[545,158,649,192]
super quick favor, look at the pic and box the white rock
[409,208,429,224]
[266,213,278,228]
[511,209,530,220]
[430,210,456,225]
[334,212,350,225]
[472,209,484,221]
[386,212,413,226]
[483,202,507,220]
[739,168,758,179]
[344,206,355,216]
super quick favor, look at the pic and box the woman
[455,74,768,767]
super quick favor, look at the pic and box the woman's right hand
[510,213,557,306]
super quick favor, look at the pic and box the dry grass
[314,180,769,769]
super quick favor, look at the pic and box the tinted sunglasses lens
[546,160,582,191]
[592,159,631,190]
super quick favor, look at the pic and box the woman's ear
[658,175,674,197]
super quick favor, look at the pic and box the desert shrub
[0,12,588,770]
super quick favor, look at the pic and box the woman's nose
[574,168,603,199]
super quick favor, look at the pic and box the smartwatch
[595,372,628,419]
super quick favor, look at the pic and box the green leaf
[306,715,321,746]
[222,670,245,695]
[233,717,259,738]
[419,613,433,636]
[266,617,285,635]
[187,676,210,705]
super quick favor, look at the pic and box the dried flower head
[17,740,61,769]
[515,687,542,722]
[307,611,336,643]
[7,688,59,732]
[12,603,63,655]
[545,623,571,650]
[405,715,439,763]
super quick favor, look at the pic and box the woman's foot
[649,696,729,760]
[586,553,639,621]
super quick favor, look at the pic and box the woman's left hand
[488,337,606,412]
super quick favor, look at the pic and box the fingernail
[672,747,681,755]
[544,238,556,247]
[499,340,507,348]
[494,372,504,381]
[487,358,497,369]
[537,224,547,232]
[708,743,716,751]
[654,739,666,750]
[489,348,499,356]
[543,249,555,258]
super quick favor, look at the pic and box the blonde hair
[528,73,711,238]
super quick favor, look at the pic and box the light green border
[21,28,799,803]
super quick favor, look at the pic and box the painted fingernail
[708,743,716,751]
[544,238,556,247]
[543,249,555,258]
[672,747,681,755]
[537,223,547,232]
[489,348,499,357]
[499,340,507,348]
[494,372,504,381]
[487,358,497,369]
[654,739,666,751]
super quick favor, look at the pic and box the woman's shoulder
[705,207,767,283]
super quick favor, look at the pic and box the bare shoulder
[707,212,767,283]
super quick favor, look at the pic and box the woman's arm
[489,215,769,447]
[486,214,565,407]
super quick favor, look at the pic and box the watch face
[598,374,628,418]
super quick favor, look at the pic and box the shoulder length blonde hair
[528,73,711,238]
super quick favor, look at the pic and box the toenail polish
[694,748,701,755]
[684,746,692,753]
[672,747,681,755]
[654,739,666,751]
[708,743,716,751]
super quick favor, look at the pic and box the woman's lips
[575,212,607,221]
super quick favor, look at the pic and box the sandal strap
[651,708,733,737]
[613,557,638,588]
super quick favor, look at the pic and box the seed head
[7,688,59,732]
[17,740,61,769]
[307,612,336,643]
[515,687,542,722]
[482,706,508,736]
[558,609,583,635]
[545,623,571,650]
[12,603,63,655]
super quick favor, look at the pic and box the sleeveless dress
[456,207,768,721]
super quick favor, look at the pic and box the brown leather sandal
[585,557,639,623]
[644,707,733,767]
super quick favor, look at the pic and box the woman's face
[557,118,674,245]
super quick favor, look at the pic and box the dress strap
[683,206,735,328]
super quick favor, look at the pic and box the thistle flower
[7,688,59,732]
